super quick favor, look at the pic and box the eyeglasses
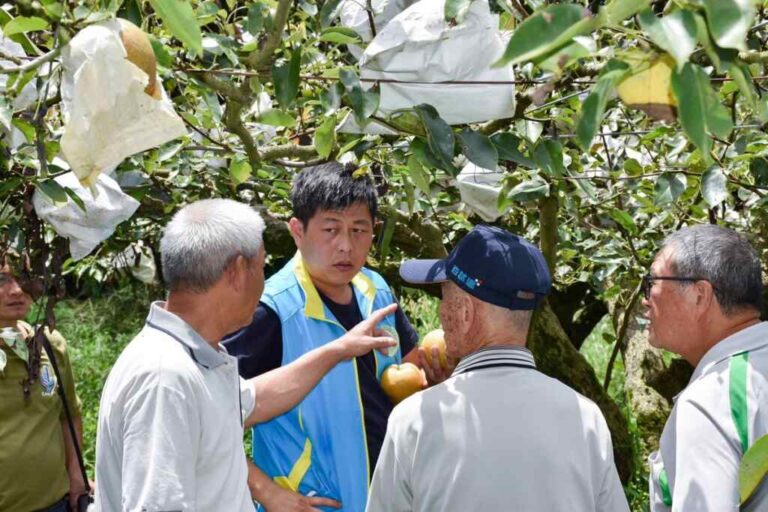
[641,274,707,300]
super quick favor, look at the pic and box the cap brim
[399,259,448,284]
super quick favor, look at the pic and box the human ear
[288,218,305,246]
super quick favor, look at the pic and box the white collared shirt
[367,346,629,512]
[649,321,768,511]
[95,302,256,512]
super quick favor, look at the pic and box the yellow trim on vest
[274,409,313,492]
[274,438,313,492]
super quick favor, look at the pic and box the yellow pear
[421,328,448,369]
[381,363,425,404]
[616,55,677,122]
[117,19,161,99]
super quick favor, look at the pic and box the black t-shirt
[224,288,419,474]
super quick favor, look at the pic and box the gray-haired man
[645,224,767,511]
[94,199,396,511]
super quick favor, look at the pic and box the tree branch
[259,143,318,161]
[0,47,60,75]
[246,0,294,70]
[740,50,768,64]
[195,72,251,103]
[224,101,261,168]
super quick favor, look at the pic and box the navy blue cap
[399,225,552,310]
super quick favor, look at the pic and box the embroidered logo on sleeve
[40,363,58,396]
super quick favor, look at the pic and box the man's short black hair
[291,162,378,226]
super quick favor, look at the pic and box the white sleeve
[239,376,256,423]
[671,397,740,511]
[366,411,413,512]
[120,373,200,512]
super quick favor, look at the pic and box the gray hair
[161,199,266,292]
[662,224,763,315]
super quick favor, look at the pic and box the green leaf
[638,9,697,70]
[63,187,87,213]
[257,109,297,127]
[671,63,733,160]
[2,16,49,36]
[532,140,565,177]
[701,166,728,207]
[407,155,432,194]
[148,0,202,56]
[414,104,455,171]
[273,48,302,108]
[495,4,585,66]
[749,158,768,187]
[491,133,535,168]
[445,0,472,24]
[387,110,425,136]
[701,0,756,51]
[229,159,252,185]
[457,129,498,170]
[319,27,361,44]
[319,0,344,28]
[693,12,738,73]
[654,172,687,204]
[729,64,768,122]
[313,117,336,158]
[576,61,629,150]
[340,69,379,124]
[507,177,550,203]
[11,118,35,143]
[246,3,268,35]
[36,180,69,207]
[740,434,768,504]
[320,83,344,115]
[608,208,637,234]
[149,35,173,68]
[411,138,446,171]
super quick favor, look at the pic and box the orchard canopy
[1,0,768,482]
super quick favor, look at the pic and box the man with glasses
[644,224,767,511]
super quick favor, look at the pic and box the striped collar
[453,345,536,376]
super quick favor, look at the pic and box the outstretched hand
[334,303,398,360]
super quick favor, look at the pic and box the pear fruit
[117,19,161,99]
[421,328,448,369]
[617,55,677,122]
[381,363,425,404]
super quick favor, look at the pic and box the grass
[35,285,152,477]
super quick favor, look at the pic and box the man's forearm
[246,343,344,426]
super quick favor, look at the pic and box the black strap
[38,328,91,494]
[455,362,536,375]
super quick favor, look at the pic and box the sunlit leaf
[148,0,202,56]
[701,166,728,207]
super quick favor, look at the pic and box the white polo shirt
[649,321,768,511]
[367,346,629,512]
[95,302,256,512]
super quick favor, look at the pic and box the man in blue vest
[225,163,449,511]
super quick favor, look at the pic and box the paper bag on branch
[343,0,515,132]
[33,172,140,261]
[60,19,186,186]
[456,162,507,222]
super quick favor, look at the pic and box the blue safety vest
[252,253,401,512]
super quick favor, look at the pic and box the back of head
[662,224,763,315]
[161,199,265,292]
[290,162,378,225]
